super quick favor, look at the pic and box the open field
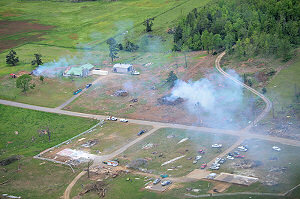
[0,157,80,199]
[0,73,95,107]
[42,121,152,163]
[0,105,98,198]
[0,104,97,158]
[220,139,300,194]
[116,128,238,177]
[0,0,210,50]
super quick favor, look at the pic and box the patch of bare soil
[207,182,231,193]
[0,20,54,51]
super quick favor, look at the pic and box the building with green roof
[63,63,94,77]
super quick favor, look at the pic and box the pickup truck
[73,89,82,95]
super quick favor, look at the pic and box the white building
[112,63,133,73]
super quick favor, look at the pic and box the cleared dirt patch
[0,20,54,51]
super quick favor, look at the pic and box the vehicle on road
[161,180,172,186]
[86,83,92,88]
[73,89,82,95]
[153,178,161,185]
[103,160,118,167]
[160,174,168,178]
[137,129,146,136]
[106,116,117,121]
[227,155,234,160]
[120,118,128,123]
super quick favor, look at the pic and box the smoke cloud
[170,69,245,129]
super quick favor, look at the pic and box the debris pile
[0,155,20,166]
[157,95,184,106]
[126,158,148,170]
[81,139,98,148]
[234,159,262,169]
[79,181,106,198]
[113,89,128,97]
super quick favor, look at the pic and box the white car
[272,146,281,151]
[227,155,234,160]
[131,70,140,75]
[106,116,117,121]
[120,118,128,123]
[212,144,222,148]
[238,146,248,152]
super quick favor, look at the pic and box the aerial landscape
[0,0,299,198]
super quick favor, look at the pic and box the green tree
[166,71,178,87]
[31,54,43,67]
[106,37,119,62]
[6,49,19,66]
[143,18,154,32]
[39,75,44,83]
[16,74,35,93]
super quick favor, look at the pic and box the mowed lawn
[0,104,98,158]
[118,128,238,177]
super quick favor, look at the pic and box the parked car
[201,163,207,169]
[160,174,169,178]
[212,144,222,148]
[120,118,128,123]
[234,155,245,158]
[137,130,146,136]
[73,88,82,95]
[227,155,234,160]
[272,146,281,151]
[219,158,226,164]
[161,180,172,186]
[153,178,161,185]
[198,149,205,154]
[86,83,92,88]
[106,116,117,121]
[238,145,248,152]
[131,70,140,75]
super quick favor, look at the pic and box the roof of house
[66,63,94,75]
[113,63,132,69]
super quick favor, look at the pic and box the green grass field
[118,128,238,177]
[0,104,97,158]
[46,121,152,156]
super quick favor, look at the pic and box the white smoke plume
[170,70,246,129]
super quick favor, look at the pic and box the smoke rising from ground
[170,70,245,129]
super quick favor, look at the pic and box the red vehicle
[10,73,16,78]
[198,149,205,154]
[234,155,245,159]
[201,163,207,169]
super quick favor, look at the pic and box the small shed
[113,64,133,73]
[92,69,108,76]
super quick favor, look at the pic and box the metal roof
[113,63,132,69]
[66,63,94,75]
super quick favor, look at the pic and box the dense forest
[173,0,300,60]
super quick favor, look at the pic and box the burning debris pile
[113,89,128,97]
[157,94,184,106]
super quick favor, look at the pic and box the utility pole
[184,51,188,68]
[87,160,91,178]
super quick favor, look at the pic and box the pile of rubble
[157,95,184,106]
[234,159,263,169]
[113,89,128,97]
[81,139,98,148]
[79,180,106,198]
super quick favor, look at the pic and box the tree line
[173,0,299,61]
